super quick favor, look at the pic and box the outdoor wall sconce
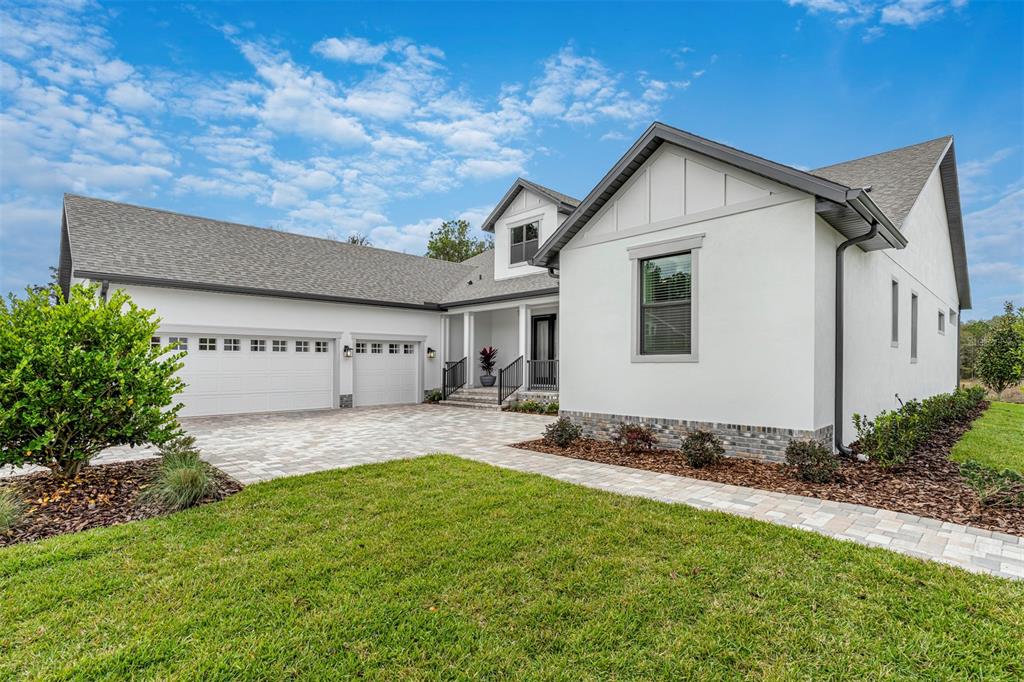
[426,347,437,359]
[343,345,353,358]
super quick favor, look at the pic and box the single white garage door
[162,334,336,417]
[353,340,419,407]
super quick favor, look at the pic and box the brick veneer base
[561,410,833,463]
[339,394,353,409]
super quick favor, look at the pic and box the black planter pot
[480,375,496,387]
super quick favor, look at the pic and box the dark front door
[530,315,557,389]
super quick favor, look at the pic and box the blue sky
[1,0,1020,319]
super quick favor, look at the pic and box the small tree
[0,284,185,477]
[345,233,372,246]
[975,301,1024,395]
[425,219,492,262]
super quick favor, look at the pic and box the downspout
[99,279,110,302]
[546,267,559,279]
[834,220,878,456]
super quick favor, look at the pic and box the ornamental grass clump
[960,461,1024,509]
[612,423,658,453]
[0,487,25,534]
[145,435,214,511]
[785,440,839,483]
[681,430,724,469]
[543,417,582,448]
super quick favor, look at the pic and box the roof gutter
[834,217,879,456]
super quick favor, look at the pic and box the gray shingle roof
[518,178,580,210]
[441,249,558,306]
[811,136,952,229]
[63,194,475,308]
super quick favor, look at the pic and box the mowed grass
[2,456,1022,680]
[952,401,1024,474]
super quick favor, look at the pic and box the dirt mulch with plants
[0,459,242,547]
[515,404,1023,537]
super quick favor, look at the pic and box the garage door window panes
[251,339,266,352]
[223,338,240,351]
[403,343,415,354]
[295,340,309,352]
[315,341,329,353]
[169,337,188,351]
[355,342,367,354]
[371,343,382,354]
[389,343,400,354]
[199,338,216,351]
[151,336,161,349]
[272,340,287,352]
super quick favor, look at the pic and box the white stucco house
[57,122,970,460]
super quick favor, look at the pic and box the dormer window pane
[510,221,539,265]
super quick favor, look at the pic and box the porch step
[439,399,504,411]
[440,386,509,410]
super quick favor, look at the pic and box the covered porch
[441,295,558,398]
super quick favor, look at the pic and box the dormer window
[510,221,539,265]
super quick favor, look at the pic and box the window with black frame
[510,221,539,264]
[640,252,692,355]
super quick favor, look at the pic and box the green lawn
[2,456,1022,680]
[952,401,1024,474]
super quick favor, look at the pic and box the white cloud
[106,82,161,111]
[880,0,949,27]
[312,37,389,64]
[957,147,1015,199]
[788,0,968,37]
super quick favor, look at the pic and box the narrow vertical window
[910,293,918,362]
[891,279,899,347]
[938,310,945,334]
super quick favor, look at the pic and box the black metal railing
[442,357,467,400]
[498,355,524,404]
[528,360,558,391]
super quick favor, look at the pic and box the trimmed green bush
[960,460,1024,508]
[0,284,185,477]
[681,430,724,469]
[144,435,214,511]
[543,417,582,448]
[612,423,658,453]
[0,487,25,534]
[424,389,443,404]
[785,440,839,483]
[544,401,559,415]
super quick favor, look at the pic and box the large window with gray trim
[510,221,539,264]
[639,252,693,356]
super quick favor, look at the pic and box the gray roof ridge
[62,193,469,271]
[516,178,580,206]
[811,135,953,173]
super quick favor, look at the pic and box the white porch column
[441,316,450,366]
[463,311,474,387]
[517,304,528,362]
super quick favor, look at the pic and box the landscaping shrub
[612,423,658,453]
[513,400,543,413]
[145,435,214,511]
[785,440,839,483]
[975,301,1024,395]
[960,460,1024,508]
[544,417,582,448]
[544,402,559,415]
[681,430,724,468]
[424,389,443,404]
[0,487,25,534]
[853,387,987,470]
[0,284,185,477]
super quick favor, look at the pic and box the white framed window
[938,309,945,334]
[272,339,287,352]
[510,221,539,265]
[199,337,216,351]
[389,343,400,354]
[168,336,188,351]
[371,342,382,354]
[891,278,899,347]
[315,341,329,353]
[910,292,919,362]
[355,342,367,354]
[151,336,161,349]
[403,343,415,354]
[949,308,956,329]
[295,340,309,353]
[628,234,702,363]
[250,339,266,352]
[223,338,240,351]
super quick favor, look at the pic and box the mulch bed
[515,403,1024,537]
[0,459,242,547]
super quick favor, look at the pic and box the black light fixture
[343,345,353,358]
[426,347,436,359]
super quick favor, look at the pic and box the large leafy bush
[975,301,1024,395]
[853,387,986,470]
[785,440,839,483]
[612,423,658,453]
[0,284,184,477]
[681,430,724,468]
[544,417,582,448]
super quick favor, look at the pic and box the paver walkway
[6,405,1022,580]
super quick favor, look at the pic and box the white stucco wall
[112,284,445,398]
[825,164,961,444]
[492,188,564,281]
[559,194,820,430]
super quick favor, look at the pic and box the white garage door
[353,340,419,407]
[163,334,336,417]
